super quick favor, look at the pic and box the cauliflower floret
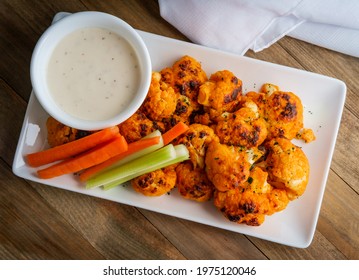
[262,138,310,200]
[214,167,289,226]
[265,91,304,140]
[141,72,179,122]
[131,165,177,196]
[214,101,268,148]
[171,55,208,110]
[296,128,316,143]
[245,89,315,143]
[175,123,219,169]
[192,111,213,126]
[175,161,215,202]
[242,91,267,119]
[163,95,195,129]
[260,83,280,96]
[198,70,242,121]
[117,111,165,143]
[159,55,208,128]
[46,117,91,147]
[160,67,175,86]
[205,141,251,192]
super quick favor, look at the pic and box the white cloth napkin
[159,0,359,57]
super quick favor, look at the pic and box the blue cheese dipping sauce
[47,27,140,121]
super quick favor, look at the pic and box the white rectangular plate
[13,14,346,248]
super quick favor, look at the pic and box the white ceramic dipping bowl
[30,11,151,131]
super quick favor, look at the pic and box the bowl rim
[30,11,152,131]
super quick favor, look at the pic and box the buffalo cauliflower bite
[214,101,268,148]
[175,162,215,202]
[117,110,165,143]
[163,95,195,129]
[160,67,175,86]
[171,55,208,110]
[175,124,219,169]
[131,165,177,196]
[265,91,304,140]
[245,87,315,143]
[198,70,242,121]
[205,141,251,192]
[296,128,316,143]
[214,167,289,226]
[192,111,213,126]
[46,117,91,147]
[260,83,280,96]
[140,72,179,122]
[242,91,267,119]
[174,95,194,123]
[242,83,279,112]
[159,55,208,128]
[262,138,310,200]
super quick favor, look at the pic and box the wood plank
[31,181,185,259]
[317,170,359,259]
[139,209,267,260]
[0,79,27,165]
[0,0,88,100]
[0,159,104,259]
[248,230,346,260]
[330,108,359,192]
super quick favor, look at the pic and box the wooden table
[1,0,358,260]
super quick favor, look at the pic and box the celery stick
[96,131,164,176]
[102,144,189,190]
[86,144,178,189]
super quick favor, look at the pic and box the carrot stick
[79,136,161,182]
[27,126,119,167]
[37,135,128,179]
[162,121,189,145]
